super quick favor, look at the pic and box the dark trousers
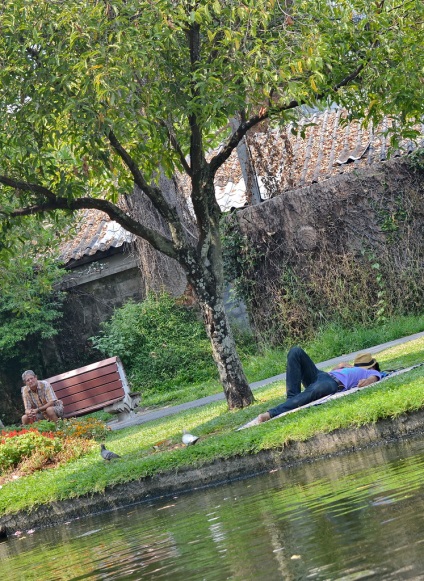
[268,347,339,418]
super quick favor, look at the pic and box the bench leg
[115,410,136,423]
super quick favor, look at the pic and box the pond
[1,436,424,580]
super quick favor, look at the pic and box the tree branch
[159,120,192,177]
[188,22,204,176]
[107,128,178,224]
[333,62,366,92]
[210,106,273,172]
[3,195,179,259]
[211,42,377,174]
[0,175,57,201]
[387,0,414,12]
[107,128,193,256]
[186,22,219,242]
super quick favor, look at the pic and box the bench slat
[63,391,125,413]
[60,383,124,406]
[49,365,119,390]
[62,397,124,418]
[47,357,119,383]
[52,374,122,398]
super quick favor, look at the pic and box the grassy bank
[1,333,423,518]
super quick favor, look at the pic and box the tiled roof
[59,209,133,265]
[60,108,424,265]
[210,108,424,207]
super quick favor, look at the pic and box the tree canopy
[0,0,423,408]
[1,1,422,214]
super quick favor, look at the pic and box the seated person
[258,347,382,423]
[21,370,64,424]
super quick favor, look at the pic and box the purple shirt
[329,367,382,390]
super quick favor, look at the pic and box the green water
[2,436,424,580]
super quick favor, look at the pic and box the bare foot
[257,412,271,423]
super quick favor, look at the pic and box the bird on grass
[100,444,121,461]
[182,430,199,446]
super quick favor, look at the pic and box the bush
[0,429,61,473]
[27,420,57,434]
[91,293,217,393]
[0,427,98,476]
[3,418,112,442]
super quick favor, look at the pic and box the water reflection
[2,437,424,580]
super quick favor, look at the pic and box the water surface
[2,437,424,580]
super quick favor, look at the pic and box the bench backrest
[47,356,128,418]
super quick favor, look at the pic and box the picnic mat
[237,363,424,431]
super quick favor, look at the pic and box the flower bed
[0,417,110,480]
[0,429,62,473]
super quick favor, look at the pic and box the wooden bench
[46,356,141,422]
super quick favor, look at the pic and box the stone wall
[238,157,423,255]
[233,157,424,342]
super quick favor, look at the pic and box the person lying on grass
[21,370,64,425]
[257,347,382,423]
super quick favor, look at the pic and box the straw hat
[353,353,377,368]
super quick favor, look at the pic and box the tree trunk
[181,161,255,409]
[196,291,255,409]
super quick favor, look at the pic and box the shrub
[91,293,217,393]
[18,436,96,475]
[27,420,57,434]
[0,427,98,476]
[1,420,58,435]
[0,430,61,473]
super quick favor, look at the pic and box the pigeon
[182,430,199,446]
[100,443,121,461]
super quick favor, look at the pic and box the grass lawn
[140,314,424,409]
[1,334,423,518]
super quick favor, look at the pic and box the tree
[0,0,423,408]
[0,215,68,357]
[0,217,66,421]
